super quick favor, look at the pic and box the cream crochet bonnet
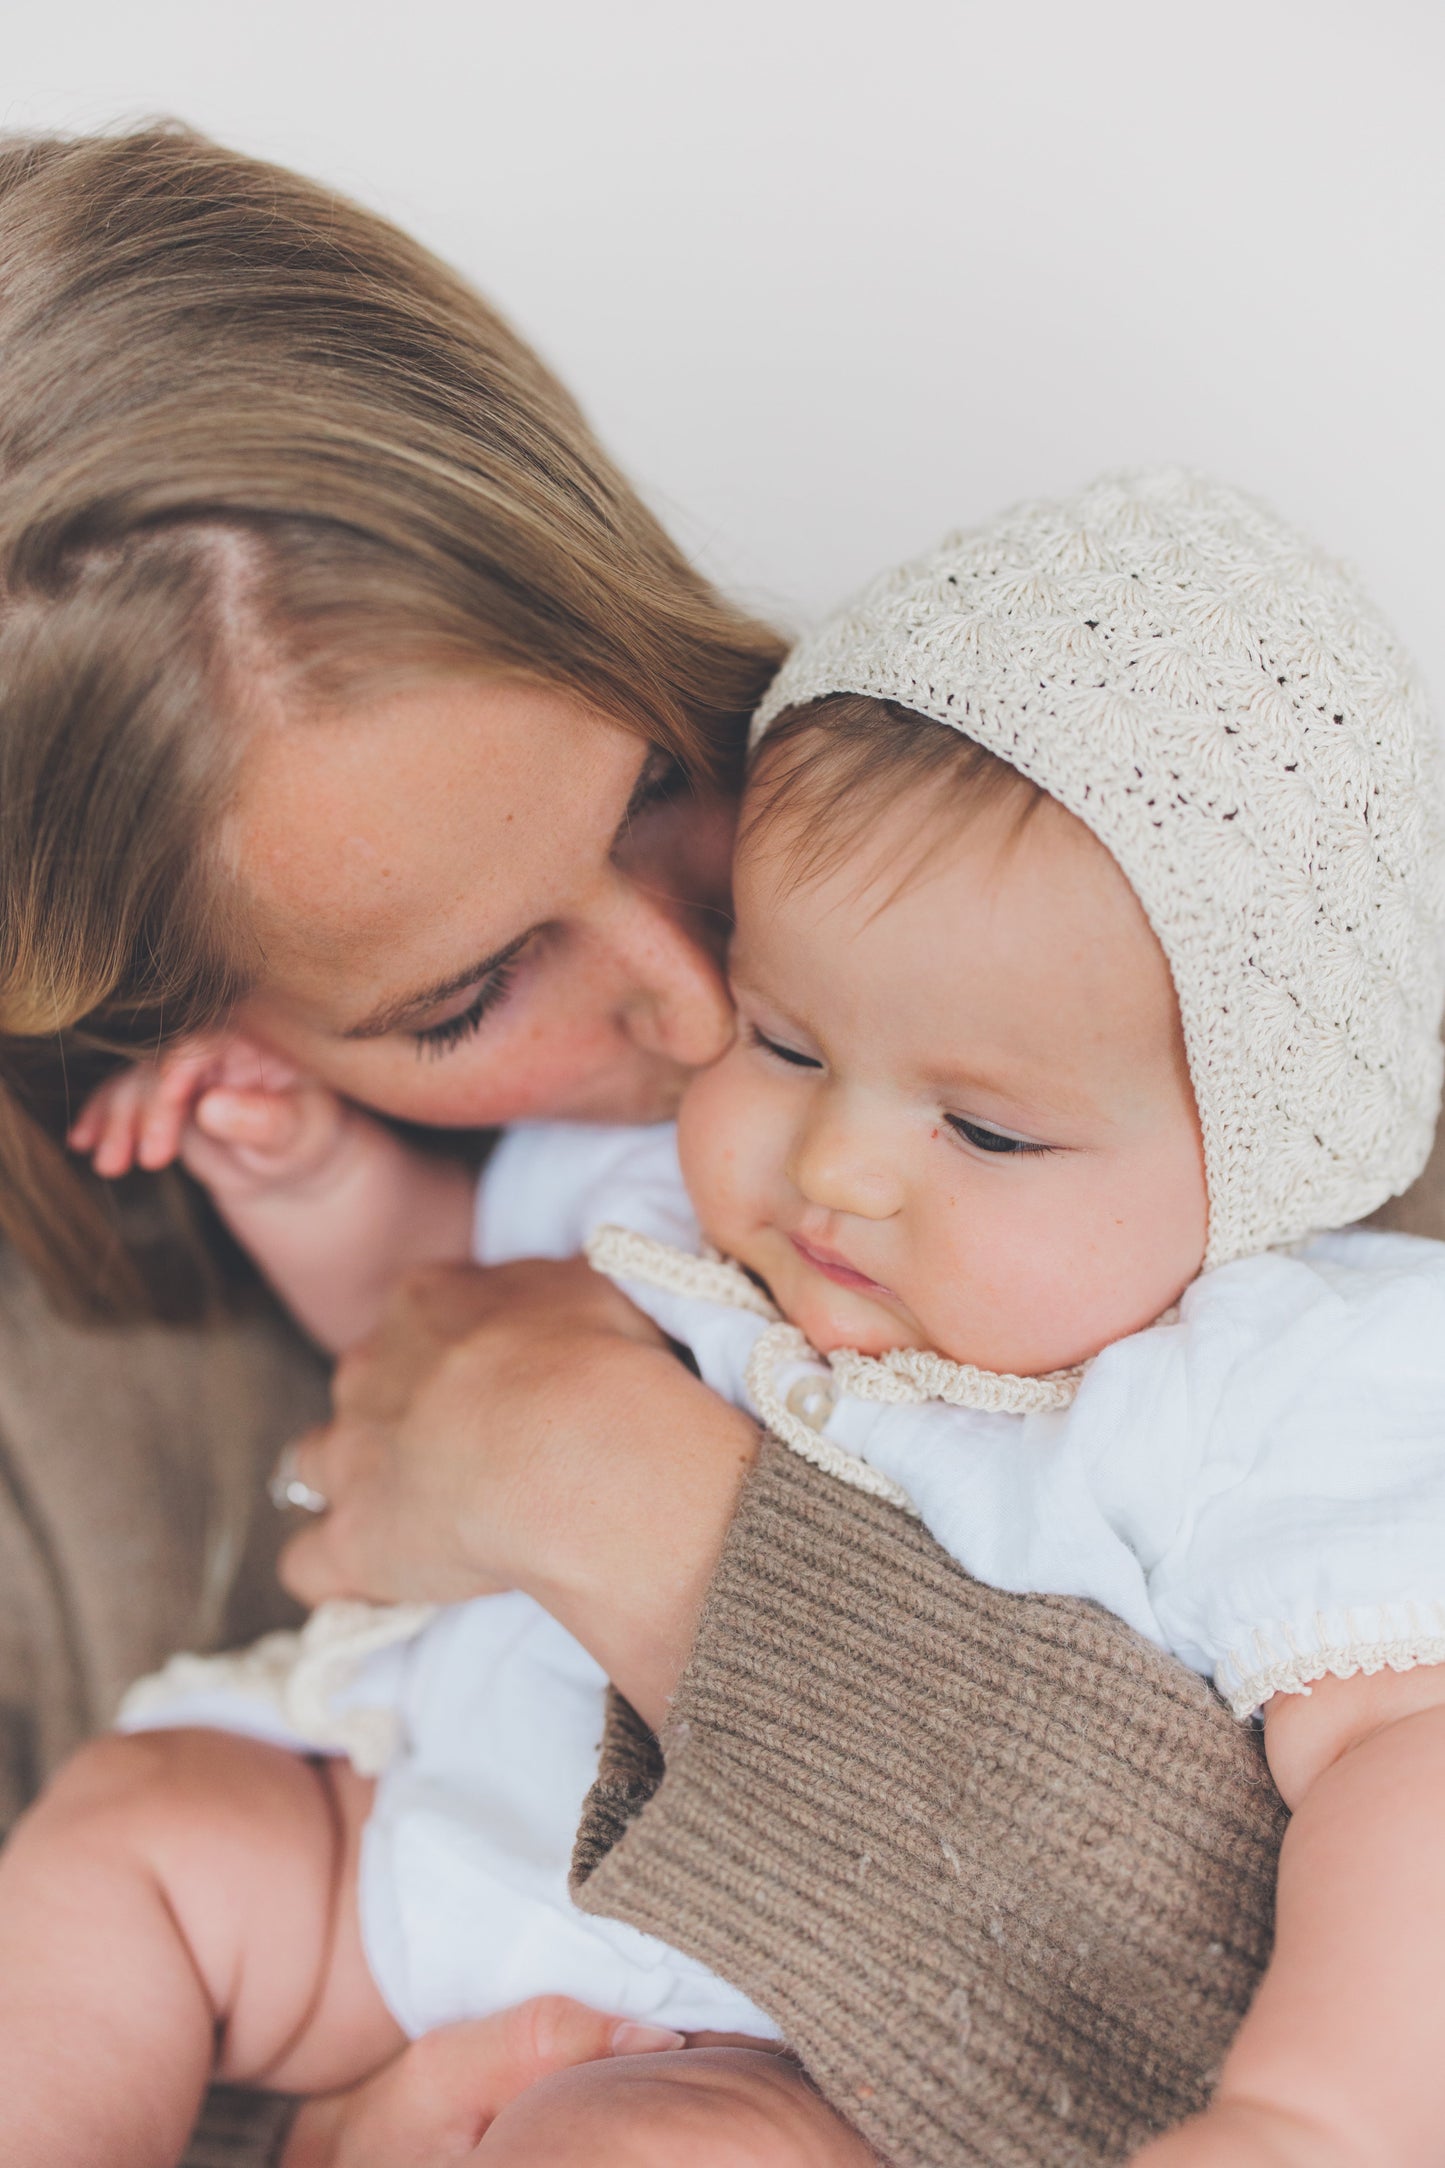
[752,468,1445,1268]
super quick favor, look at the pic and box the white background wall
[4,0,1442,688]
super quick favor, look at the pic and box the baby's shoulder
[1074,1227,1445,1494]
[1175,1225,1445,1366]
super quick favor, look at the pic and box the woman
[0,123,1355,2167]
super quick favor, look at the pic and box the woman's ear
[1367,1032,1445,1241]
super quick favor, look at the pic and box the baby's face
[678,784,1208,1376]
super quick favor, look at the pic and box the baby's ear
[1366,1055,1445,1240]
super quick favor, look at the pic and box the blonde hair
[0,124,784,1318]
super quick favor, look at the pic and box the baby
[9,467,1445,2168]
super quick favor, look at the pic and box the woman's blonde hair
[0,124,784,1319]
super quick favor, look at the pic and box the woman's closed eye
[413,953,524,1057]
[748,1023,822,1069]
[944,1113,1052,1157]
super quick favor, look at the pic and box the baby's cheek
[676,1053,760,1248]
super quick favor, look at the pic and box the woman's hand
[1128,2101,1358,2167]
[281,1997,688,2167]
[278,1258,761,1727]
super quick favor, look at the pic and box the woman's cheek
[306,1010,613,1129]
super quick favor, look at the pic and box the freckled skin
[221,678,738,1129]
[677,788,1208,1377]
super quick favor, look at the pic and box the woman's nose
[604,878,735,1068]
[785,1092,901,1220]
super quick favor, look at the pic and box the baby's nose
[787,1104,903,1220]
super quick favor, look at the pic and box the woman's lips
[788,1234,891,1298]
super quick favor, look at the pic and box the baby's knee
[478,2045,877,2167]
[15,1727,327,1875]
[10,1731,185,1856]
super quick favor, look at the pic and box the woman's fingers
[280,1999,684,2168]
[278,1481,493,1610]
[278,1513,366,1609]
[274,1419,398,1606]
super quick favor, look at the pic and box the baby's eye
[748,1024,822,1070]
[944,1114,1051,1157]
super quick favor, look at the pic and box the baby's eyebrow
[926,1057,1104,1127]
[341,931,532,1041]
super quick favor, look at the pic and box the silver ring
[268,1442,329,1516]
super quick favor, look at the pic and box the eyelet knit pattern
[753,469,1445,1265]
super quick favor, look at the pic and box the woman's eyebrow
[341,931,533,1041]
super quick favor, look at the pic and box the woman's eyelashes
[748,1022,822,1069]
[413,956,523,1057]
[944,1113,1052,1157]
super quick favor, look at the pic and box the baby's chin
[736,1232,930,1358]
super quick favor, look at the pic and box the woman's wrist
[514,1335,761,1730]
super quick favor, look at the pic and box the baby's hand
[68,1034,361,1205]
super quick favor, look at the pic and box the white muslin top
[491,1121,1445,1721]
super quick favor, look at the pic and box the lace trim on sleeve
[1219,1603,1445,1718]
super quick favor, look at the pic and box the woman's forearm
[522,1357,761,1731]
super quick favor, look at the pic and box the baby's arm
[1135,1663,1445,2168]
[71,1038,475,1352]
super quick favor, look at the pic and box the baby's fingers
[135,1047,226,1171]
[66,1084,112,1156]
[192,1086,308,1159]
[73,1068,150,1179]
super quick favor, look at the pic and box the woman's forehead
[222,676,638,1017]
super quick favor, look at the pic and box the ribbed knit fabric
[573,1440,1286,2168]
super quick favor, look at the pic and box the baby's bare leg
[0,1728,401,2168]
[477,2045,879,2166]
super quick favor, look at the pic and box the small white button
[785,1374,837,1431]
